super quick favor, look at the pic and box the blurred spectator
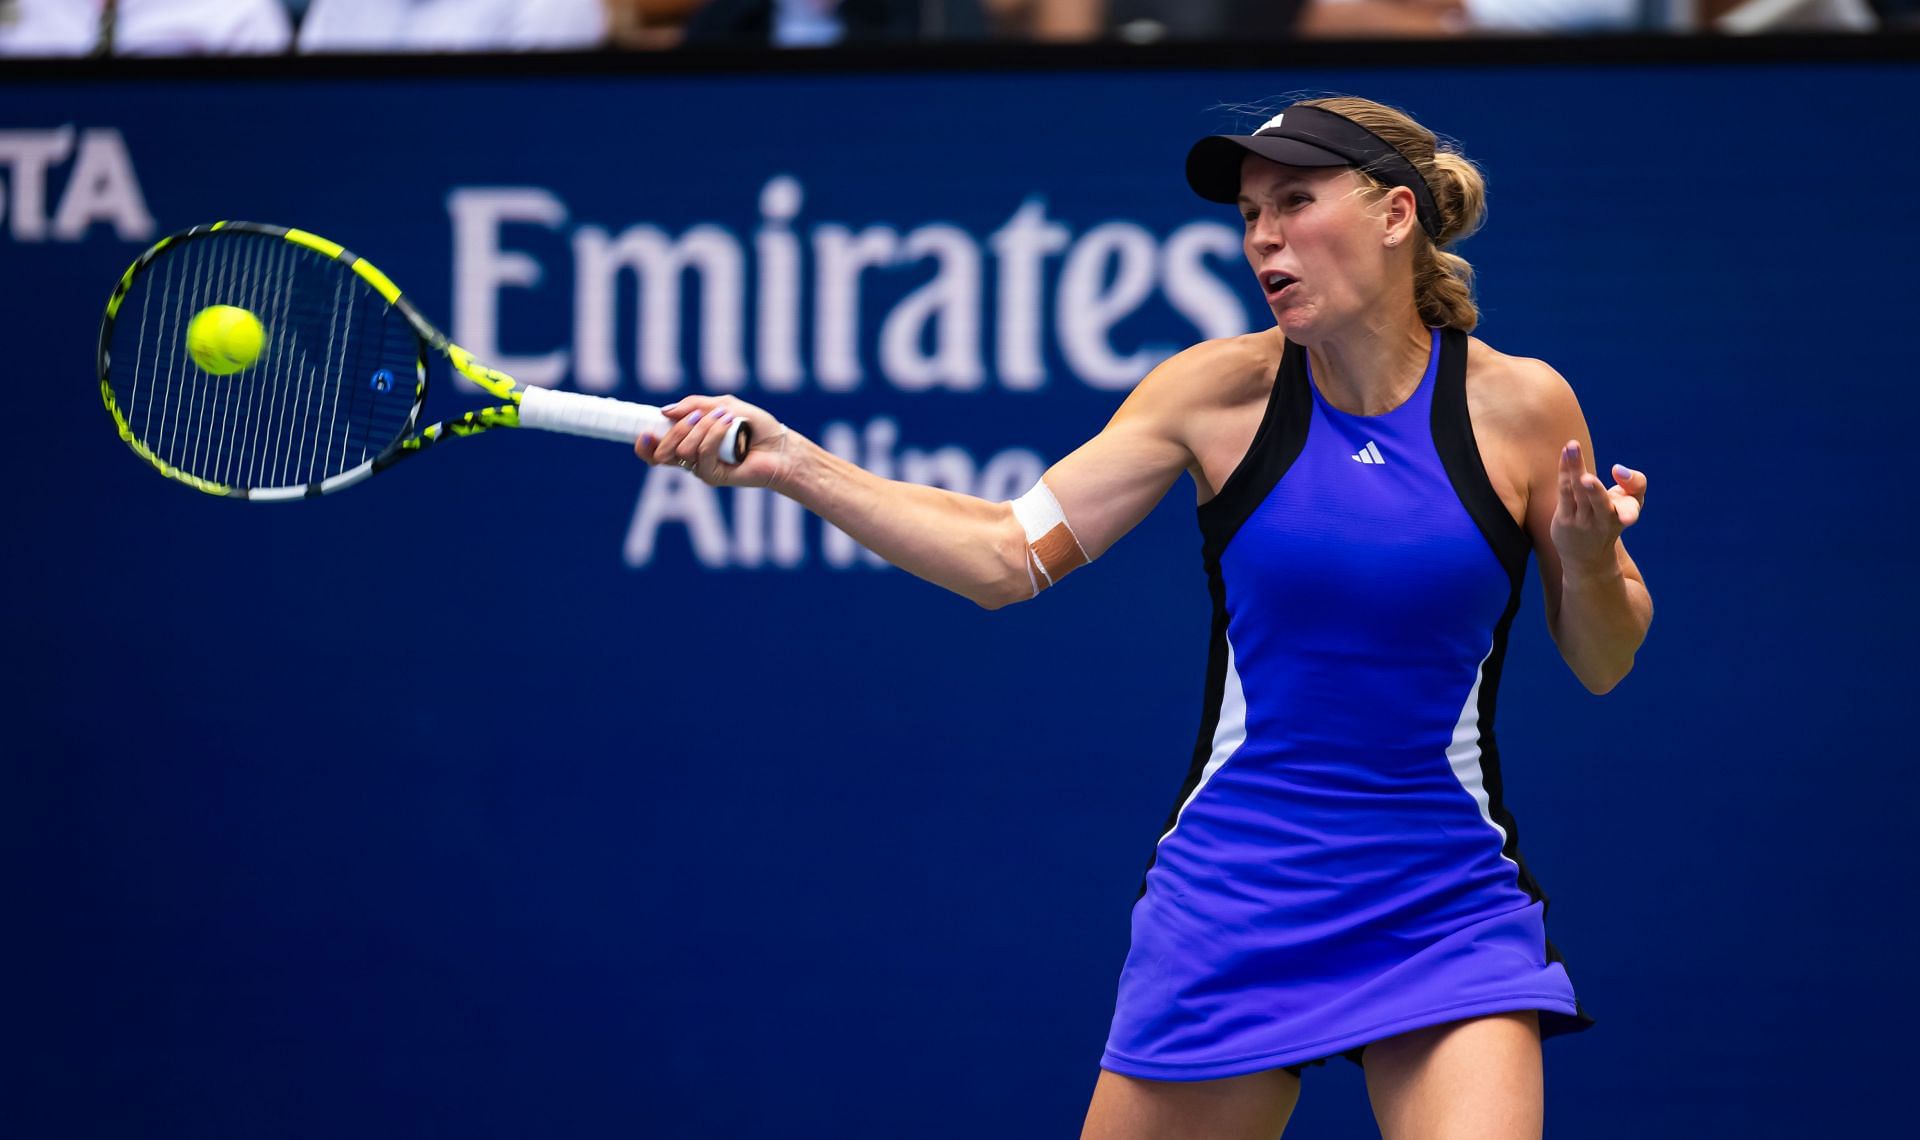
[1296,0,1470,34]
[1294,0,1876,32]
[772,0,849,43]
[985,0,1105,38]
[0,0,291,55]
[676,0,990,44]
[297,0,606,53]
[607,0,707,48]
[1709,0,1877,31]
[1109,0,1302,40]
[1297,0,1631,34]
[660,0,1103,45]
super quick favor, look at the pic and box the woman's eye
[1289,194,1312,208]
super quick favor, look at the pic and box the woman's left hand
[1550,440,1647,576]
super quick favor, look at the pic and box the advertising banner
[5,59,1913,1137]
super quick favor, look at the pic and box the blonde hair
[1295,96,1488,332]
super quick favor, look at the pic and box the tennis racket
[96,221,748,501]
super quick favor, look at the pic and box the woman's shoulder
[1136,329,1285,409]
[1463,333,1581,439]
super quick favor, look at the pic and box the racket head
[98,222,430,500]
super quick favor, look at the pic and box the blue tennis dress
[1101,328,1590,1081]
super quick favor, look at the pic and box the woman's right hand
[635,394,798,490]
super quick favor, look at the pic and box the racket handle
[519,386,749,464]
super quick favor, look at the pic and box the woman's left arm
[1521,364,1653,695]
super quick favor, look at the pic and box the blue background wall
[4,55,1915,1137]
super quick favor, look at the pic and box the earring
[1386,237,1399,247]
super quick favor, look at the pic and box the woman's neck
[1302,308,1433,416]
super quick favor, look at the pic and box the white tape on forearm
[1010,479,1089,594]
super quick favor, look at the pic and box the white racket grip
[518,386,746,463]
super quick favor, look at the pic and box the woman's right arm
[640,339,1237,610]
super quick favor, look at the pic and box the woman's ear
[1383,185,1418,248]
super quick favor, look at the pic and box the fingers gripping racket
[97,221,748,501]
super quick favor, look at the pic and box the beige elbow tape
[1011,480,1090,596]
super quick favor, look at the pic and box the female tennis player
[638,96,1652,1139]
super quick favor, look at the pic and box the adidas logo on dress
[1351,441,1385,465]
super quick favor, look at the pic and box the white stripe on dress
[1445,643,1520,870]
[1159,636,1247,844]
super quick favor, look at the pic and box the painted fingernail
[640,433,655,449]
[687,411,703,425]
[716,411,733,423]
[662,403,680,414]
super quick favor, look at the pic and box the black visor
[1186,104,1442,240]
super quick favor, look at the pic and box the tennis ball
[186,305,265,375]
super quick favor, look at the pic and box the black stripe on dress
[1430,326,1595,1035]
[1139,342,1312,895]
[1197,339,1314,565]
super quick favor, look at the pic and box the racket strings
[232,237,285,488]
[109,231,420,492]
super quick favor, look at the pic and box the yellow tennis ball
[186,305,265,375]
